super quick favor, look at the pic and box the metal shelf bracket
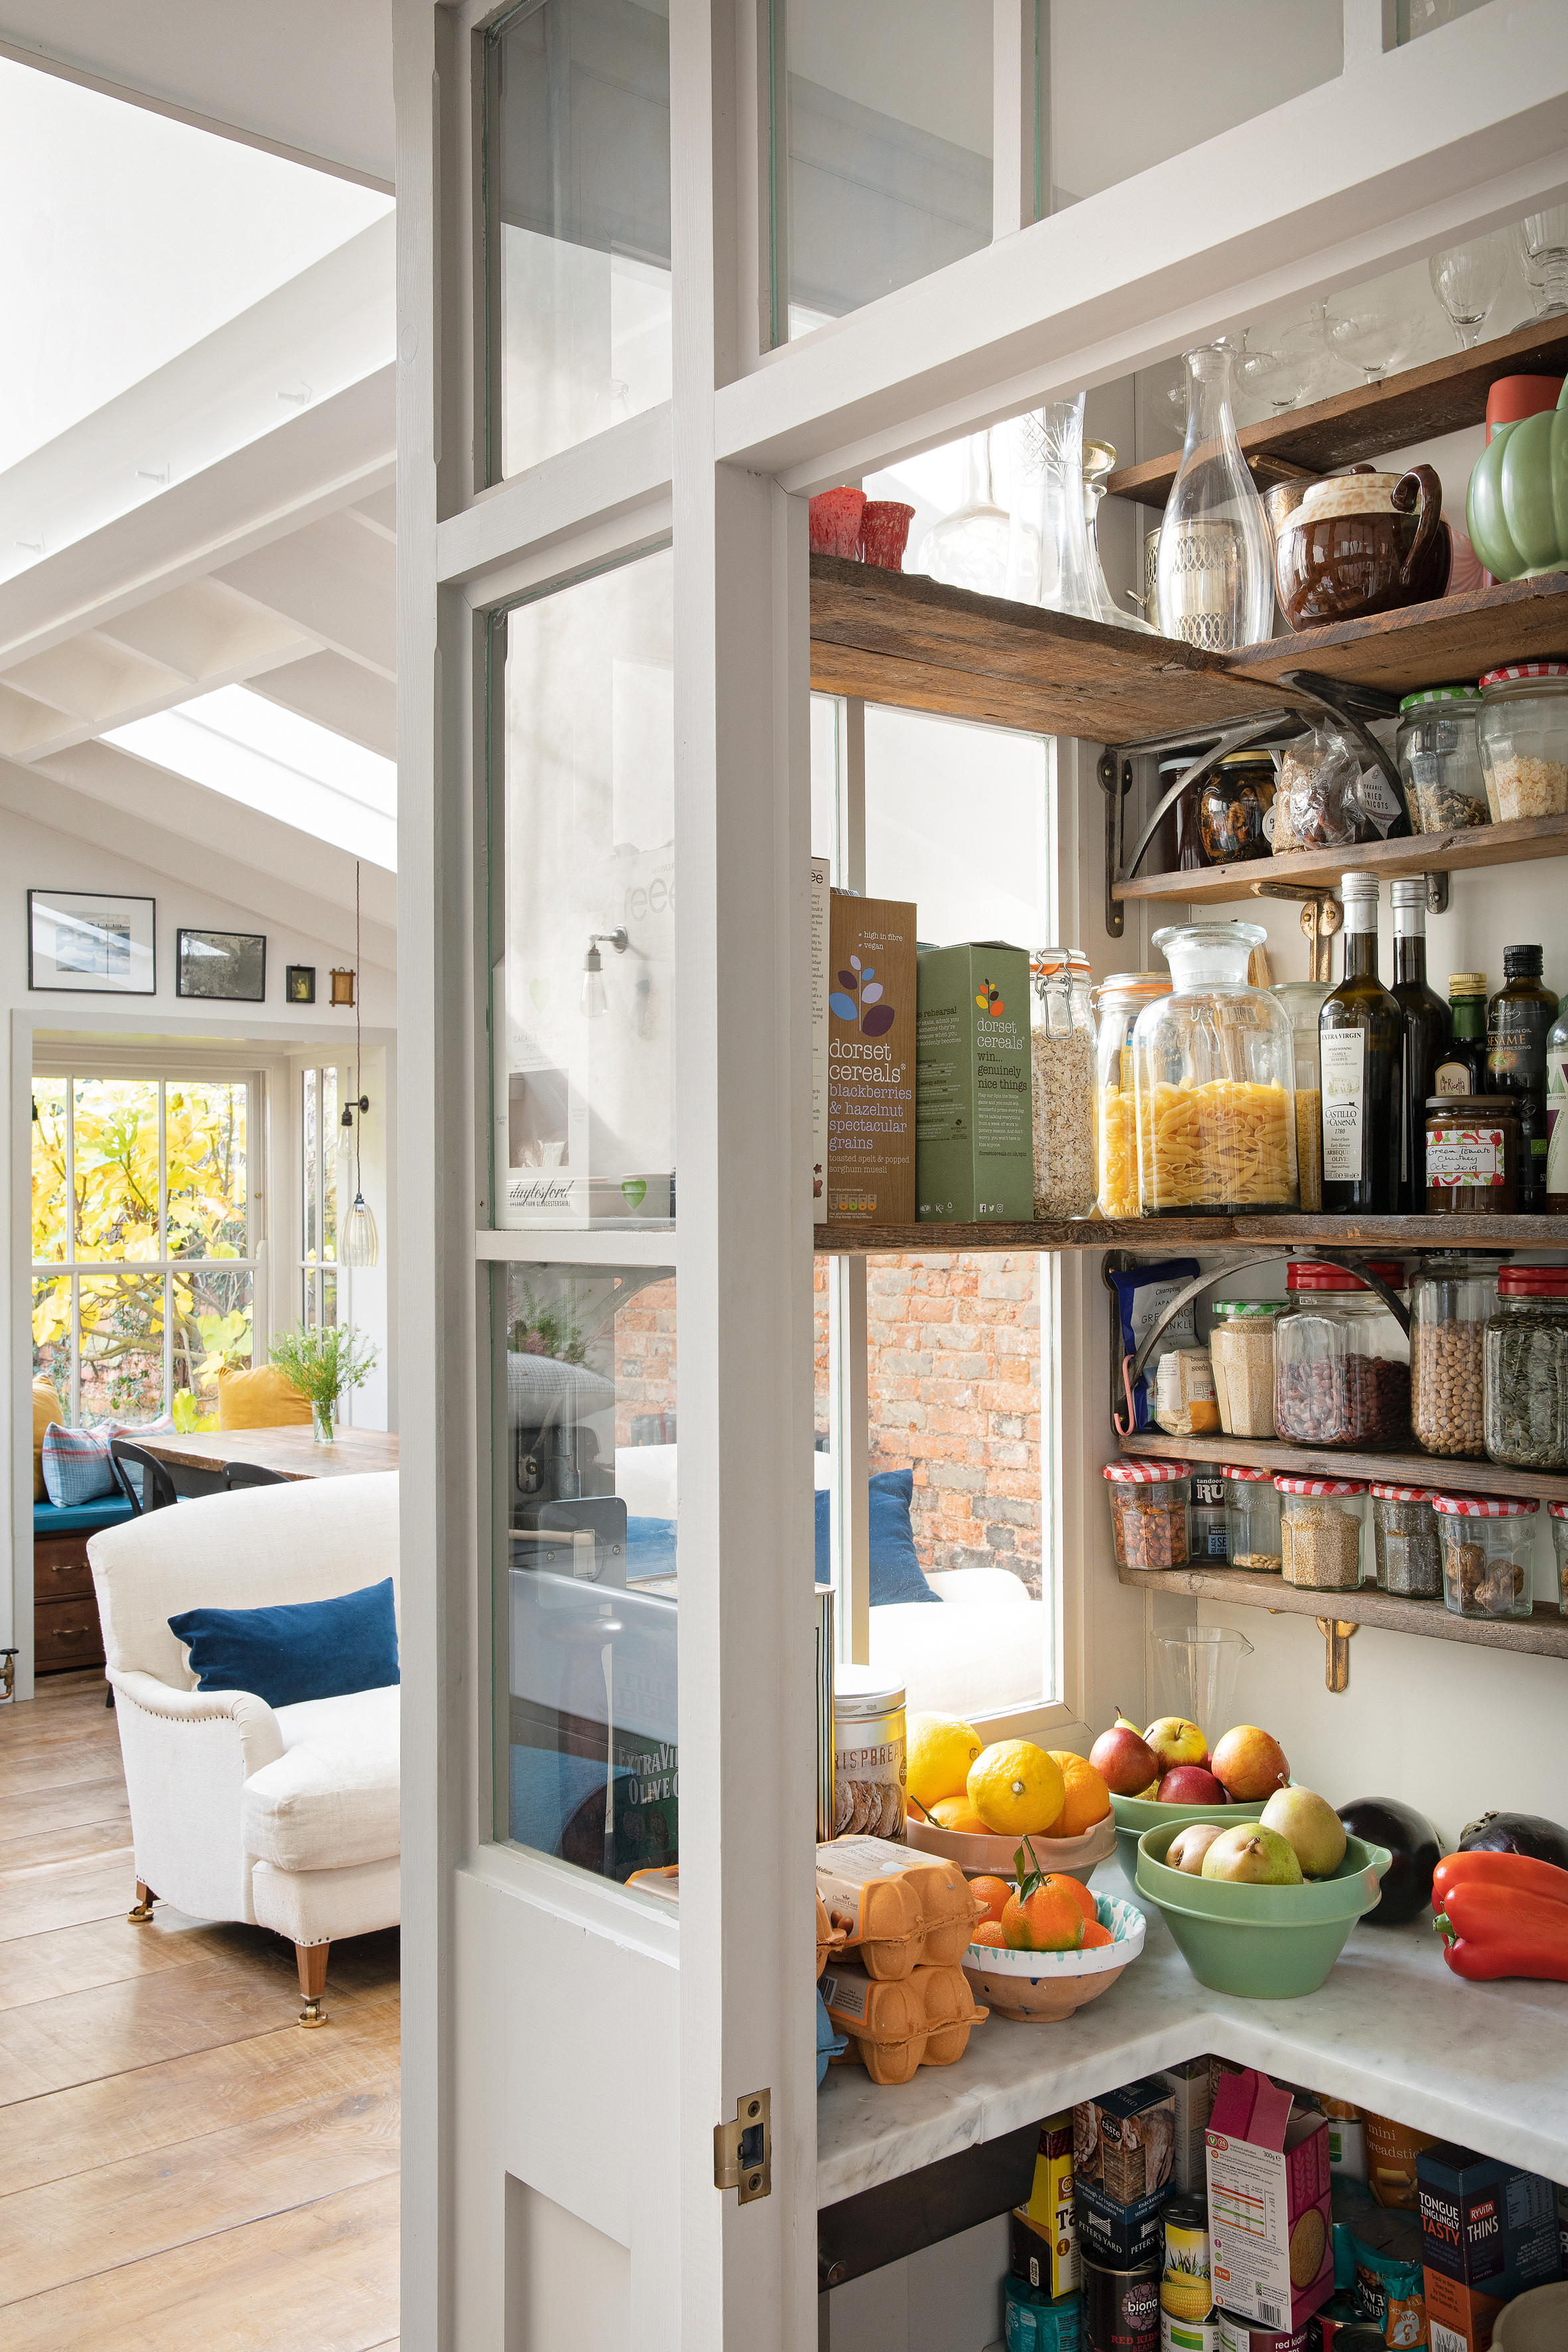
[1317,1616,1359,1691]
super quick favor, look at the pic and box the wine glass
[1325,294,1423,384]
[1429,235,1508,348]
[1264,305,1330,412]
[1510,208,1568,318]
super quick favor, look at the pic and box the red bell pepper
[1431,1850,1568,1915]
[1435,1881,1568,1982]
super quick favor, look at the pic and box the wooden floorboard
[0,1680,400,2347]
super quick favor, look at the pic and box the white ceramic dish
[905,1809,1116,1883]
[961,1893,1145,2023]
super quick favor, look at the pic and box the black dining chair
[108,1437,180,1516]
[224,1462,289,1490]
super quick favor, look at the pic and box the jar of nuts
[1275,1259,1409,1448]
[1411,1257,1498,1460]
[1434,1492,1539,1621]
[1103,1457,1191,1570]
[1276,1475,1366,1589]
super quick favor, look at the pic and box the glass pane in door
[166,1080,248,1259]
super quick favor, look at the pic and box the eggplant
[1336,1796,1440,1926]
[1458,1811,1568,1871]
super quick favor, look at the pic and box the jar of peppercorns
[1103,1458,1191,1570]
[1274,1260,1410,1448]
[1434,1492,1539,1620]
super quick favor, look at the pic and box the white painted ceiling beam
[213,507,396,679]
[245,649,397,759]
[89,576,313,686]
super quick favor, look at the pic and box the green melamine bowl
[1135,1823,1391,1999]
[1110,1789,1267,1893]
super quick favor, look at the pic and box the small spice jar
[1484,1265,1568,1472]
[1434,1493,1539,1622]
[1031,947,1097,1219]
[1274,1259,1410,1447]
[1425,1095,1520,1214]
[1276,1474,1366,1589]
[832,1667,907,1841]
[1103,1457,1191,1570]
[1224,1464,1282,1572]
[1476,662,1568,822]
[1551,1501,1568,1617]
[1369,1483,1443,1598]
[1198,750,1273,864]
[1397,684,1488,833]
[1411,1257,1497,1460]
[1092,972,1171,1219]
[1209,1298,1284,1437]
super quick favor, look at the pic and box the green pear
[1166,1822,1226,1877]
[1261,1787,1346,1880]
[1201,1823,1303,1887]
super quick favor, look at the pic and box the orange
[930,1796,990,1836]
[1080,1921,1113,1949]
[1056,1875,1097,1929]
[970,1919,1008,1948]
[1000,1875,1085,1954]
[1042,1752,1113,1838]
[969,1875,1013,1929]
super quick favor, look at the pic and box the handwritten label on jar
[1320,1031,1366,1183]
[1427,1127,1505,1187]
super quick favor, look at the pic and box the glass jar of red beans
[1274,1259,1409,1447]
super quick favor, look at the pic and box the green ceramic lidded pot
[1468,375,1568,579]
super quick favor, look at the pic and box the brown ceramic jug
[1274,465,1448,628]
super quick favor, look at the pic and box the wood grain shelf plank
[1229,573,1568,698]
[1116,811,1568,903]
[1119,1428,1568,1508]
[1116,1561,1568,1658]
[1105,318,1568,512]
[817,1213,1568,1254]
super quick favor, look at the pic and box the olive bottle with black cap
[1488,946,1557,1210]
[1389,877,1450,1212]
[1320,873,1402,1213]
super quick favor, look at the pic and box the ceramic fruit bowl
[906,1809,1116,1885]
[1110,1790,1267,1893]
[961,1892,1145,2023]
[1135,1822,1390,1999]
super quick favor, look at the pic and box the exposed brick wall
[612,1275,677,1447]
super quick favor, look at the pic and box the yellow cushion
[33,1377,66,1501]
[217,1364,313,1431]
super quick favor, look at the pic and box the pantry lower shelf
[815,1212,1568,1254]
[815,1894,1568,2207]
[1119,1429,1568,1509]
[1115,1561,1568,1659]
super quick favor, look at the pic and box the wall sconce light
[580,927,628,1020]
[341,864,378,1267]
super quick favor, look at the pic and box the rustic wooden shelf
[1105,317,1568,512]
[1230,572,1568,700]
[1117,811,1568,904]
[1116,1561,1568,1661]
[1119,1427,1568,1509]
[817,1213,1568,1254]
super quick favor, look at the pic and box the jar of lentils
[1103,1458,1190,1570]
[1369,1483,1443,1598]
[1435,1492,1539,1620]
[1275,1259,1409,1447]
[1484,1265,1568,1471]
[1276,1475,1365,1589]
[1224,1465,1282,1572]
[1410,1257,1498,1460]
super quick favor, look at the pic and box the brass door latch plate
[714,2089,771,2203]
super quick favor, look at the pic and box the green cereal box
[915,941,1033,1222]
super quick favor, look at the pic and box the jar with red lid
[1369,1482,1443,1597]
[1476,661,1568,822]
[1223,1464,1281,1572]
[1484,1264,1568,1470]
[1274,1260,1409,1447]
[1103,1458,1190,1569]
[1275,1474,1365,1589]
[1435,1492,1539,1619]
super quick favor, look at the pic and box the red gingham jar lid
[1273,1474,1367,1496]
[1431,1492,1540,1517]
[1285,1259,1405,1293]
[1104,1456,1190,1482]
[1370,1482,1442,1503]
[1223,1464,1273,1481]
[1550,1501,1568,1520]
[1478,661,1568,689]
[1498,1265,1568,1298]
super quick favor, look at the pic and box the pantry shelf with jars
[1112,1555,1568,1663]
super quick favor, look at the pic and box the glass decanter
[919,426,1011,594]
[1155,343,1275,651]
[1010,396,1152,630]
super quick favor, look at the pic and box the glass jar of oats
[1031,947,1097,1220]
[1209,1299,1284,1437]
[1476,663,1568,823]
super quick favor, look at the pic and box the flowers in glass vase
[270,1321,379,1443]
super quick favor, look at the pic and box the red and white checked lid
[1273,1474,1366,1496]
[1431,1492,1540,1517]
[1369,1482,1442,1503]
[1478,661,1568,688]
[1223,1464,1273,1482]
[1551,1501,1568,1520]
[1105,1456,1191,1482]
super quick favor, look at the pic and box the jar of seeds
[1484,1265,1568,1471]
[1031,947,1097,1220]
[1411,1257,1497,1460]
[1435,1492,1539,1621]
[1224,1464,1282,1572]
[1369,1483,1443,1598]
[1276,1474,1365,1589]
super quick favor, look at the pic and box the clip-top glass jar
[1276,1474,1365,1589]
[1435,1494,1539,1622]
[1397,684,1487,833]
[1224,1464,1282,1572]
[1091,972,1170,1219]
[1103,1458,1190,1570]
[1275,1259,1410,1447]
[1030,947,1097,1220]
[1133,923,1298,1215]
[1273,980,1331,1210]
[1411,1257,1497,1460]
[1477,662,1568,821]
[1209,1300,1283,1437]
[1484,1264,1568,1471]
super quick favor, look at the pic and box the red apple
[1089,1724,1160,1797]
[1210,1725,1291,1802]
[1158,1765,1228,1808]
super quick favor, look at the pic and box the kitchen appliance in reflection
[509,1350,627,1585]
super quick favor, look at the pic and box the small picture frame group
[176,927,267,1002]
[28,891,155,994]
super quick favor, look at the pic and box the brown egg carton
[815,1837,983,1981]
[818,1957,988,2086]
[817,1890,848,1980]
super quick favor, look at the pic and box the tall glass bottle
[1433,973,1489,1097]
[1156,343,1275,651]
[1320,874,1403,1214]
[1487,945,1557,1211]
[1389,877,1451,1213]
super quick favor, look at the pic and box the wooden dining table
[136,1427,399,1487]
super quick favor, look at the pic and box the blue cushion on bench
[35,1498,134,1537]
[814,1468,939,1605]
[169,1577,400,1708]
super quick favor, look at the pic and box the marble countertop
[817,1866,1568,2207]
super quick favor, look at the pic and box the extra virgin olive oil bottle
[1389,877,1451,1212]
[1320,873,1402,1213]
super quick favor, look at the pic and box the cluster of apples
[1088,1711,1291,1808]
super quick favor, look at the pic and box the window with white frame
[299,1064,341,1330]
[32,1071,258,1431]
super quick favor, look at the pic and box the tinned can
[1213,2313,1310,2352]
[1084,2252,1160,2352]
[1160,2193,1212,2323]
[831,1667,906,1841]
[1160,2317,1218,2352]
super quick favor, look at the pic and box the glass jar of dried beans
[1274,1259,1409,1447]
[1411,1257,1497,1460]
[1103,1458,1191,1570]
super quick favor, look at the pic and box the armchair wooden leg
[295,1939,330,2028]
[128,1881,155,1924]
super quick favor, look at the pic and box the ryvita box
[826,892,916,1224]
[915,940,1033,1222]
[1206,2068,1333,2334]
[1417,2140,1563,2351]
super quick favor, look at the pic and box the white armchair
[88,1471,400,2025]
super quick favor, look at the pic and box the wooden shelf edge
[1120,1428,1568,1508]
[1116,1563,1568,1658]
[817,1214,1568,1255]
[1116,813,1568,904]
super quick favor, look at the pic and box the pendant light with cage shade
[341,860,379,1269]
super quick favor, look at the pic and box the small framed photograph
[29,890,155,994]
[285,963,317,1005]
[176,927,267,1002]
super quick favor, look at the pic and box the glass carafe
[1149,1624,1254,1742]
[920,426,1011,595]
[1009,396,1154,629]
[1133,921,1299,1215]
[1156,343,1275,651]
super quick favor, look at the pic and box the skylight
[105,686,397,870]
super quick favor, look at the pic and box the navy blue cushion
[169,1577,399,1709]
[814,1468,938,1606]
[35,1497,133,1537]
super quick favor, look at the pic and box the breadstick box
[827,892,917,1223]
[1206,2067,1333,2333]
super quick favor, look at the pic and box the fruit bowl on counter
[1135,1822,1390,1999]
[961,1893,1146,2023]
[1094,1717,1294,1892]
[1110,1790,1267,1893]
[907,1808,1116,1883]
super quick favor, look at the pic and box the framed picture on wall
[176,927,267,1002]
[285,963,317,1004]
[28,890,155,994]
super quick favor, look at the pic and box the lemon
[967,1741,1065,1838]
[906,1712,982,1810]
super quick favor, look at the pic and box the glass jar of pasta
[1030,947,1097,1219]
[1091,972,1171,1219]
[1133,922,1299,1215]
